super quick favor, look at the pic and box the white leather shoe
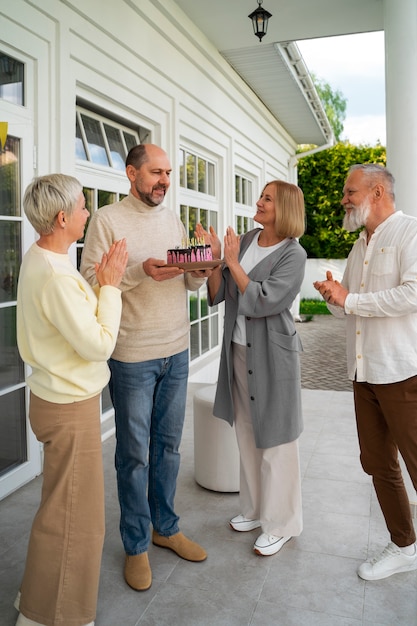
[16,613,46,626]
[357,542,417,580]
[253,533,291,556]
[229,514,261,532]
[16,614,94,626]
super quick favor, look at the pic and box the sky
[297,31,386,146]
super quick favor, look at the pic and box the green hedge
[299,299,331,315]
[298,142,386,258]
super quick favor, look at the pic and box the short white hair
[23,173,83,235]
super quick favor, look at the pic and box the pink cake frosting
[167,238,213,264]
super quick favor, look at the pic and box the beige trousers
[232,343,303,537]
[19,393,104,626]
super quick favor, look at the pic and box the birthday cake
[167,238,213,265]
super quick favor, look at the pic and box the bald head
[126,144,172,207]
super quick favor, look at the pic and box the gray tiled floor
[1,318,417,625]
[1,388,417,626]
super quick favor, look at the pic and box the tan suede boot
[124,552,152,591]
[152,530,207,561]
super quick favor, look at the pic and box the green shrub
[299,299,331,315]
[298,142,386,258]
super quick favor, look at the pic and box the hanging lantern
[248,0,273,42]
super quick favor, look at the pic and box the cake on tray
[167,237,213,265]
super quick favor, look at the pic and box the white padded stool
[193,384,240,492]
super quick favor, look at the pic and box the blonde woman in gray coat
[196,180,306,556]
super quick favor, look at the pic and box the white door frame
[0,100,42,500]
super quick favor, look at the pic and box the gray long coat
[210,229,306,449]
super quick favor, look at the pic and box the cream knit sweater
[17,243,122,403]
[80,193,205,362]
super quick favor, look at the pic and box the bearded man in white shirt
[314,163,417,581]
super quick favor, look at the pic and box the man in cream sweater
[81,144,208,592]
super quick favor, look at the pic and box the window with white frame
[0,53,24,106]
[179,148,215,196]
[179,147,219,360]
[75,104,144,413]
[76,106,149,170]
[235,173,255,234]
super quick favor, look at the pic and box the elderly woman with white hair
[15,174,128,626]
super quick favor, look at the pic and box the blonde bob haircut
[261,180,305,239]
[23,173,83,235]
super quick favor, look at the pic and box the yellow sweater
[17,243,122,403]
[80,193,205,362]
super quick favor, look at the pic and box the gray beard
[343,201,370,232]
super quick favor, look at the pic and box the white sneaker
[253,533,291,556]
[14,591,21,611]
[357,542,417,581]
[229,514,261,532]
[15,610,93,626]
[16,613,46,626]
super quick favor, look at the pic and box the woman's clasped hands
[95,238,128,288]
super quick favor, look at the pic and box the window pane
[207,162,215,196]
[209,210,218,233]
[199,209,208,232]
[0,54,24,106]
[81,114,109,166]
[210,313,219,348]
[0,306,24,389]
[180,204,187,228]
[189,294,198,322]
[200,284,208,317]
[104,124,126,170]
[0,221,21,302]
[83,187,95,215]
[198,157,206,193]
[235,175,240,203]
[242,179,247,205]
[201,318,209,353]
[188,207,198,239]
[179,149,185,187]
[123,132,137,153]
[98,190,116,208]
[0,136,20,216]
[0,387,26,476]
[75,116,87,161]
[190,323,199,360]
[186,153,196,190]
[247,180,253,205]
[78,187,95,250]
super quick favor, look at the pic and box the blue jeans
[109,350,189,556]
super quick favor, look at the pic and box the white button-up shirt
[330,211,417,383]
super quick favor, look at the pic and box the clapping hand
[313,271,348,307]
[223,226,240,268]
[195,223,222,260]
[95,239,128,288]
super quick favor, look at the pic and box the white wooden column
[383,0,417,217]
[383,0,417,509]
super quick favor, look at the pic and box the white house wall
[0,0,300,360]
[0,0,319,495]
[1,0,297,187]
[0,0,297,375]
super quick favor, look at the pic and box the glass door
[0,111,41,500]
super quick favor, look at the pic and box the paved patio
[1,316,416,625]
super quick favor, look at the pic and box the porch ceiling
[172,0,383,145]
